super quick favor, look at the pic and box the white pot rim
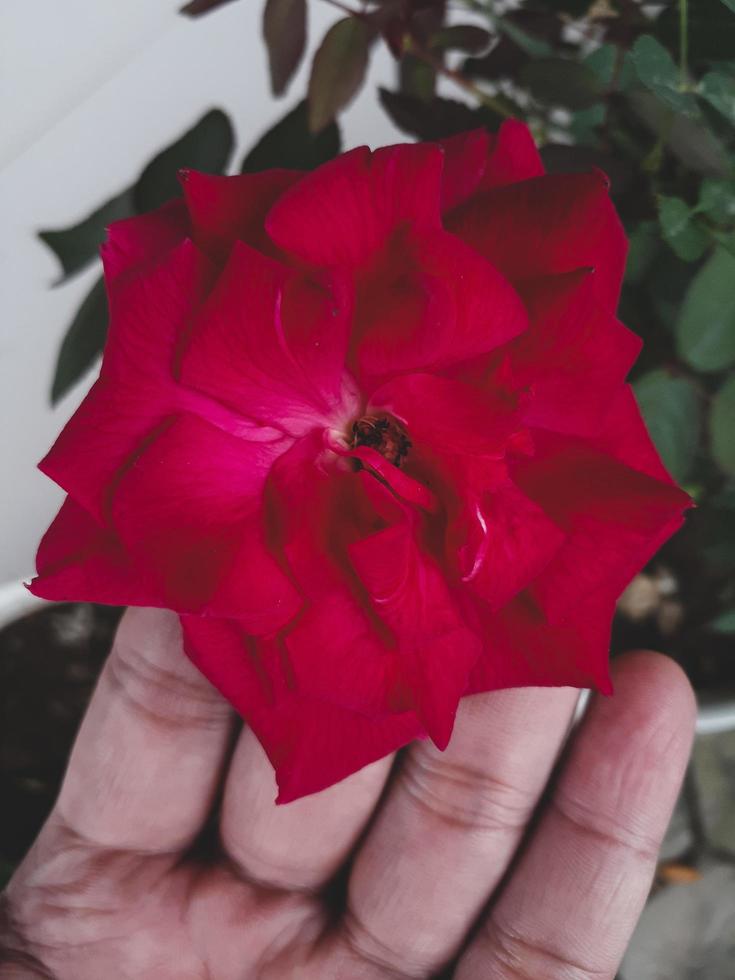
[2,579,735,735]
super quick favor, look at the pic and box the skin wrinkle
[399,748,537,835]
[478,918,611,980]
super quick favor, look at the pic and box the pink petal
[354,229,527,381]
[30,497,160,606]
[101,200,190,286]
[478,118,545,191]
[466,588,615,695]
[370,372,524,458]
[180,168,301,264]
[439,129,490,212]
[448,170,627,312]
[39,379,171,523]
[439,121,544,213]
[590,384,677,485]
[461,482,565,612]
[513,271,641,436]
[265,143,443,268]
[179,241,354,435]
[102,238,217,386]
[111,412,300,629]
[513,432,692,622]
[349,485,481,748]
[182,614,424,804]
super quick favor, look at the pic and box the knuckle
[481,917,609,980]
[551,791,661,865]
[105,614,231,731]
[400,747,535,834]
[340,907,427,980]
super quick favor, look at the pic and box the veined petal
[180,167,301,264]
[466,588,616,695]
[440,120,544,212]
[461,482,565,612]
[349,482,481,749]
[179,240,355,435]
[448,170,627,312]
[513,431,692,622]
[102,238,217,385]
[183,611,423,804]
[513,271,641,436]
[30,497,160,606]
[354,229,527,381]
[111,412,300,629]
[101,200,190,286]
[266,143,443,268]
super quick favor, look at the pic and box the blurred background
[2,1,735,976]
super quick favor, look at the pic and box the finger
[51,607,235,852]
[330,685,580,976]
[220,727,393,892]
[456,652,696,980]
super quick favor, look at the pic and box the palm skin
[1,608,695,980]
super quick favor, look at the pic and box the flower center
[351,414,411,467]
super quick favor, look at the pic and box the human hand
[1,607,695,979]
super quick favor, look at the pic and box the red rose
[31,122,691,802]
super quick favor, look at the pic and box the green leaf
[429,26,492,55]
[634,369,702,482]
[630,35,699,117]
[520,57,603,109]
[699,72,735,125]
[241,100,340,172]
[625,220,660,284]
[494,16,552,58]
[718,0,735,11]
[657,195,709,261]
[696,177,735,221]
[627,91,731,177]
[711,374,735,475]
[584,44,616,86]
[38,189,134,285]
[308,18,371,132]
[133,109,234,213]
[708,608,735,633]
[51,276,108,405]
[676,246,735,372]
[378,89,502,141]
[263,0,307,95]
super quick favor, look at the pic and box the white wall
[0,0,400,584]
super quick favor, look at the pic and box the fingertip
[611,649,697,733]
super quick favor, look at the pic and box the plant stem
[405,39,514,118]
[679,0,689,89]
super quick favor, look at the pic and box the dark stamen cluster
[351,414,412,467]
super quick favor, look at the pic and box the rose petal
[266,143,443,268]
[30,497,159,606]
[513,271,641,436]
[180,241,355,435]
[513,432,692,622]
[466,588,615,695]
[354,229,527,381]
[101,200,190,286]
[448,170,627,312]
[112,412,300,629]
[349,484,481,749]
[182,615,424,804]
[180,168,301,264]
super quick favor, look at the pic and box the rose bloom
[31,122,691,802]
